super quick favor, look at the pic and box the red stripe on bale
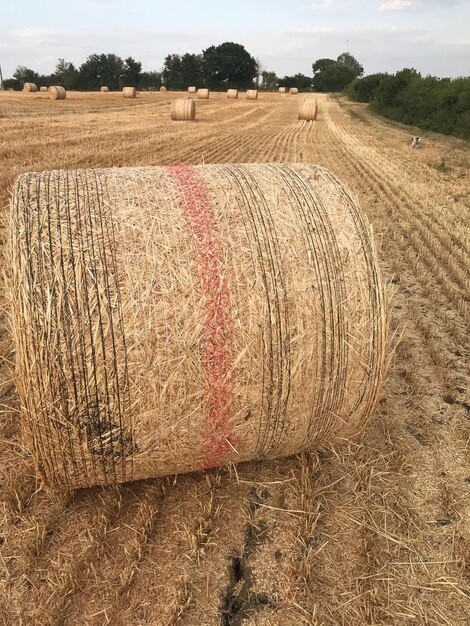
[167,165,243,468]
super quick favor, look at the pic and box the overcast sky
[1,0,469,78]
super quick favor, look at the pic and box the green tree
[281,73,312,91]
[162,54,183,89]
[312,58,336,75]
[54,59,79,90]
[202,42,257,89]
[312,53,363,92]
[337,52,364,78]
[180,53,204,88]
[78,53,124,90]
[139,71,162,90]
[374,68,421,110]
[348,73,388,102]
[261,70,278,91]
[13,65,40,85]
[122,57,142,87]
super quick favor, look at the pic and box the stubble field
[0,90,469,625]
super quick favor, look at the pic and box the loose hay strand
[8,163,388,489]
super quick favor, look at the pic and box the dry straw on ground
[48,86,66,100]
[188,86,197,93]
[289,87,299,95]
[227,89,239,99]
[9,163,387,490]
[160,86,167,92]
[246,90,258,100]
[39,86,48,92]
[298,99,318,121]
[279,87,286,93]
[198,88,210,99]
[22,83,37,93]
[122,87,136,98]
[171,98,196,121]
[101,86,109,92]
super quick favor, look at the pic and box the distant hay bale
[48,86,66,100]
[23,83,37,93]
[246,90,258,100]
[289,87,299,95]
[171,98,196,121]
[160,86,167,92]
[279,87,286,93]
[9,163,387,489]
[123,87,136,98]
[298,99,318,121]
[227,89,239,99]
[101,86,109,92]
[188,86,197,93]
[39,86,48,92]
[198,88,209,99]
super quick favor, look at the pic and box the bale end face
[279,87,286,93]
[246,90,258,100]
[48,86,66,100]
[227,89,239,99]
[101,86,109,92]
[298,99,318,121]
[123,87,136,98]
[198,88,210,99]
[9,163,387,489]
[289,87,299,94]
[171,98,196,121]
[188,86,197,93]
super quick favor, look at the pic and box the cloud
[379,0,463,10]
[303,0,331,9]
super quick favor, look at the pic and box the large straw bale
[279,87,286,93]
[298,99,318,121]
[48,86,66,100]
[188,86,197,93]
[39,86,48,92]
[289,87,299,94]
[246,90,258,100]
[160,86,167,92]
[227,89,238,99]
[23,83,37,93]
[171,98,196,121]
[101,86,109,92]
[198,88,210,99]
[9,163,387,489]
[122,87,136,98]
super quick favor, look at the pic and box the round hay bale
[289,87,299,95]
[101,86,109,92]
[171,98,196,121]
[298,99,318,121]
[227,89,239,99]
[9,163,387,489]
[198,88,209,99]
[39,86,48,92]
[160,86,167,92]
[246,90,258,100]
[23,83,37,93]
[48,86,66,100]
[279,87,286,93]
[188,86,197,93]
[123,87,136,98]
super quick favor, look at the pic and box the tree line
[348,70,470,140]
[3,42,364,93]
[5,42,466,140]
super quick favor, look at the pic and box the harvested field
[0,90,469,626]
